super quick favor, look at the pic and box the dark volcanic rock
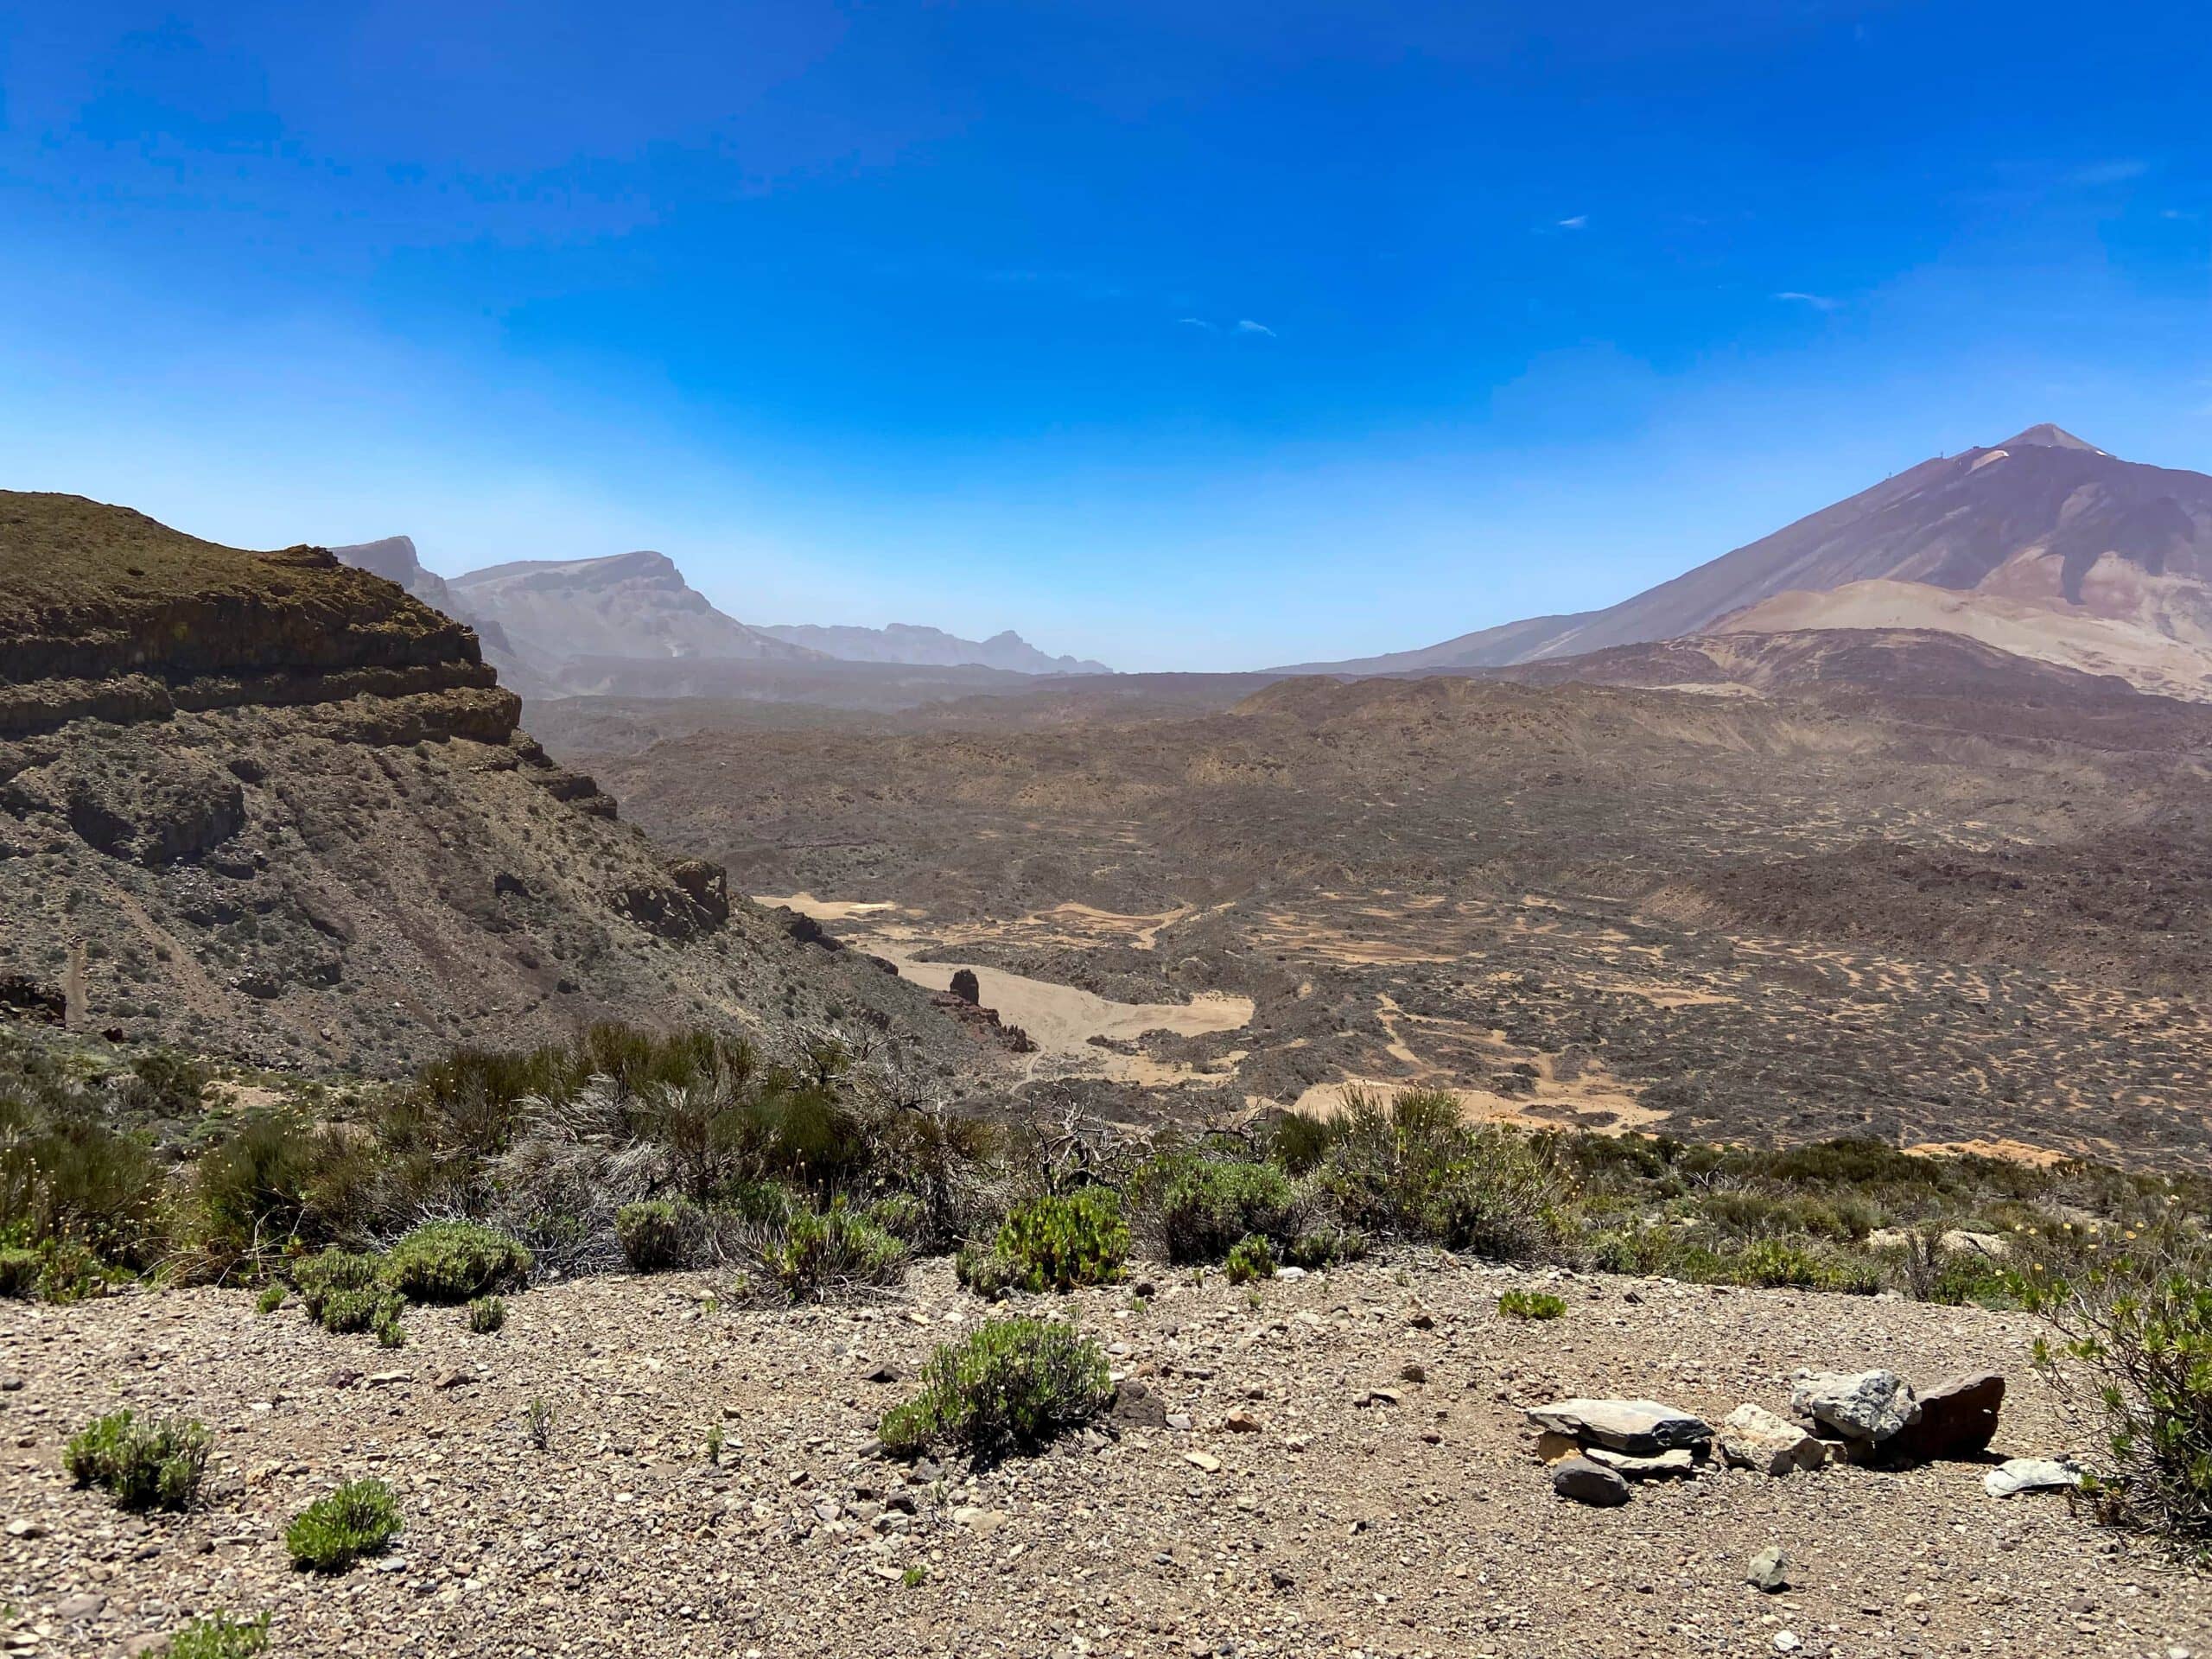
[1552,1458,1630,1507]
[1886,1372,2004,1464]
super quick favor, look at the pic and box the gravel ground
[4,1257,2207,1658]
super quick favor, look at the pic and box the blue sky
[1,2,2208,671]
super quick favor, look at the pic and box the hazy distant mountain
[1285,425,2212,692]
[448,551,822,666]
[758,621,1109,674]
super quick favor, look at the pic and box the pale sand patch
[755,892,905,922]
[1905,1137,2069,1167]
[1286,1062,1669,1137]
[755,892,1254,1087]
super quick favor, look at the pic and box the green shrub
[466,1294,506,1334]
[1151,1159,1296,1264]
[763,1206,906,1302]
[967,1189,1128,1295]
[615,1200,695,1273]
[254,1285,286,1315]
[954,1239,1026,1300]
[381,1221,531,1303]
[188,1111,363,1275]
[64,1410,210,1511]
[1317,1090,1570,1262]
[1224,1233,1276,1285]
[1498,1288,1567,1320]
[0,1247,39,1299]
[294,1249,403,1334]
[865,1191,930,1244]
[878,1318,1112,1463]
[168,1611,271,1659]
[2028,1247,2212,1548]
[1268,1109,1341,1176]
[1282,1224,1368,1269]
[286,1478,402,1572]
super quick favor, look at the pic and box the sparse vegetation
[527,1395,556,1449]
[64,1409,209,1511]
[285,1478,402,1572]
[1498,1288,1567,1320]
[1224,1232,1276,1285]
[168,1611,271,1659]
[878,1318,1112,1463]
[615,1198,696,1273]
[762,1205,907,1302]
[466,1294,506,1333]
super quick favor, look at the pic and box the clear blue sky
[2,3,2207,671]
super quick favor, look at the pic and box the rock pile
[1528,1399,1713,1502]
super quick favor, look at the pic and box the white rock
[1719,1403,1827,1476]
[1984,1457,2085,1497]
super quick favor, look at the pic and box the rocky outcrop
[0,492,985,1076]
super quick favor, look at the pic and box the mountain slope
[757,620,1109,674]
[0,493,979,1076]
[1290,425,2212,678]
[450,551,823,666]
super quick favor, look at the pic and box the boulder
[1885,1372,2004,1463]
[1719,1403,1827,1476]
[1789,1370,1919,1445]
[1985,1457,2085,1498]
[1552,1458,1630,1507]
[1525,1398,1713,1456]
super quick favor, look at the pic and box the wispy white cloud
[1556,214,1588,230]
[1233,319,1275,337]
[1176,316,1217,331]
[1773,290,1839,312]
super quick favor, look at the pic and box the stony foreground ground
[4,1257,2208,1659]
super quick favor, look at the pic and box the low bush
[864,1191,930,1245]
[1149,1158,1297,1264]
[2027,1243,2212,1549]
[64,1410,210,1511]
[466,1294,506,1334]
[1317,1090,1571,1262]
[381,1220,531,1302]
[965,1188,1128,1295]
[168,1611,271,1659]
[763,1205,906,1302]
[0,1247,39,1299]
[254,1285,286,1315]
[286,1478,402,1572]
[1282,1224,1368,1269]
[1223,1233,1276,1285]
[1498,1288,1567,1320]
[878,1318,1112,1463]
[615,1200,696,1273]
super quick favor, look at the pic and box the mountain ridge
[1280,424,2212,696]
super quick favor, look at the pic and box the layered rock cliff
[0,492,981,1076]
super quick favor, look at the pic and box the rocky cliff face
[0,492,981,1076]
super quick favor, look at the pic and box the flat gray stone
[1789,1370,1919,1444]
[1985,1456,2085,1497]
[1552,1457,1630,1507]
[1526,1398,1713,1456]
[1584,1445,1698,1478]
